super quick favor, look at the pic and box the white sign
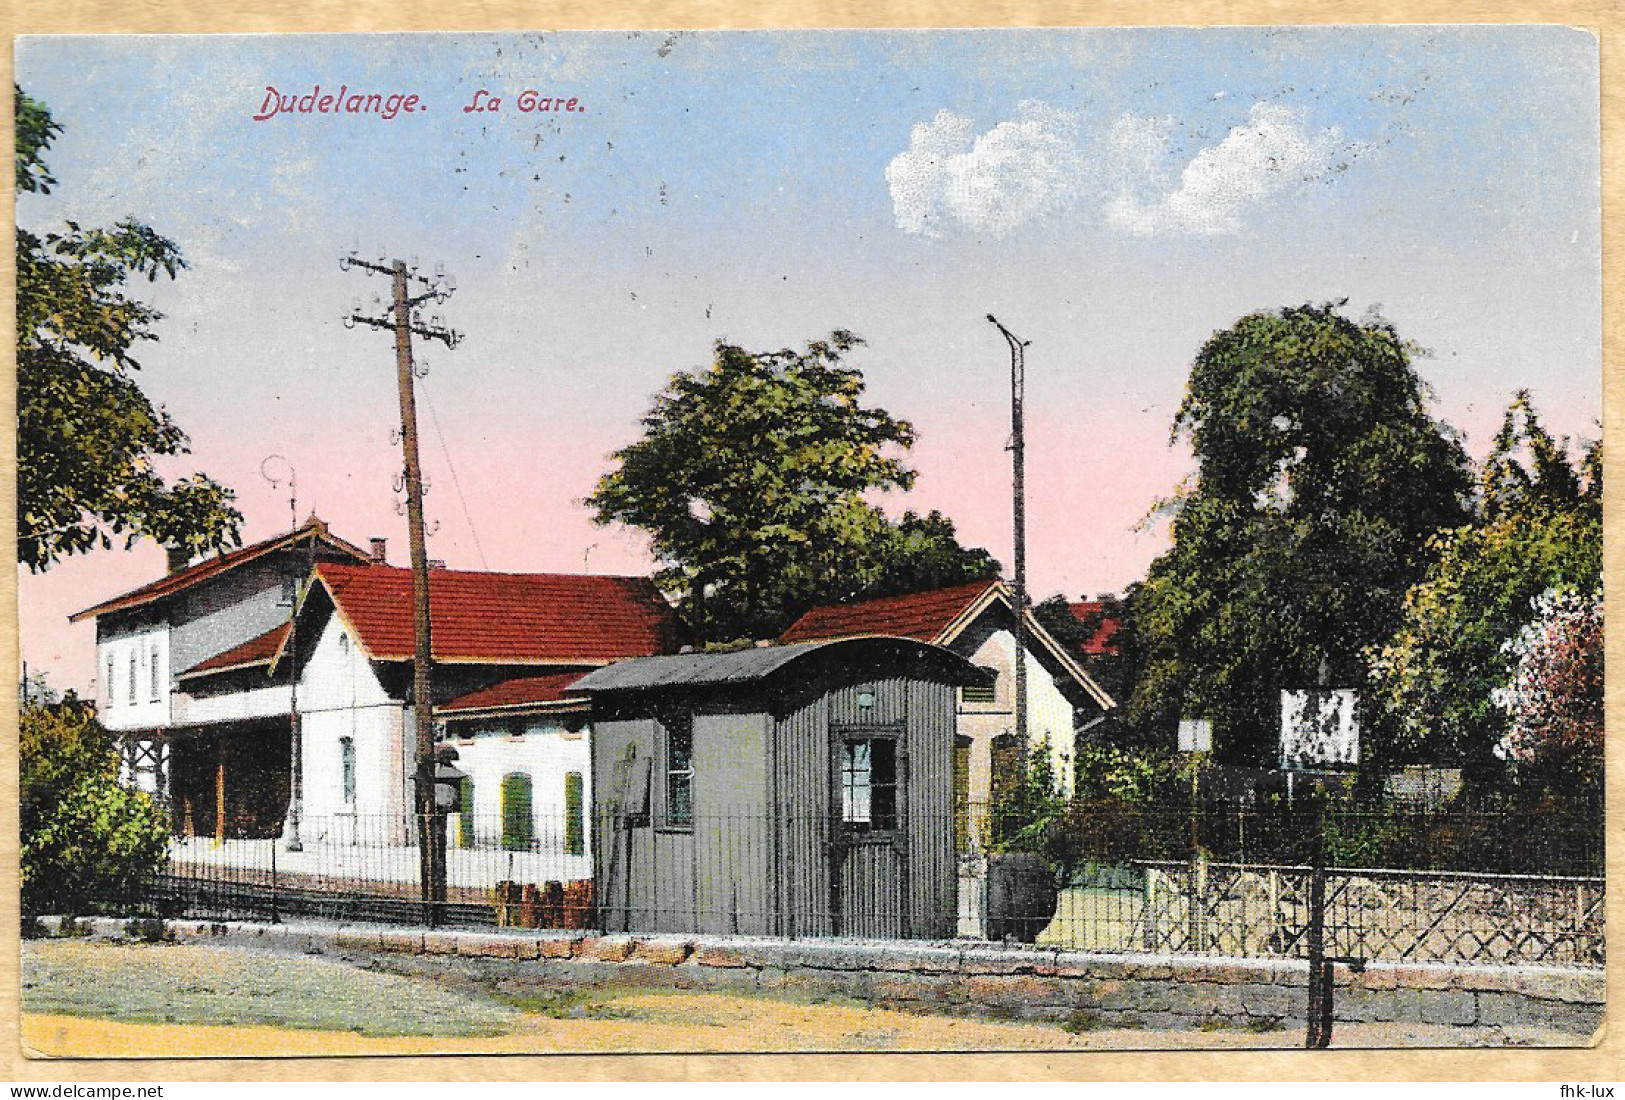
[1177,718,1212,753]
[1280,689,1359,768]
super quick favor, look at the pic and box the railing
[138,804,1603,968]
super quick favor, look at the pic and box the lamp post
[987,315,1030,761]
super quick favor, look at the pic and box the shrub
[20,703,170,916]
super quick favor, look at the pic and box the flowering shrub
[1493,587,1603,791]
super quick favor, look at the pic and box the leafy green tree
[1127,303,1472,765]
[1367,394,1600,781]
[15,86,241,571]
[20,703,170,916]
[588,332,992,641]
[859,509,1000,600]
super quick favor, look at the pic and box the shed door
[831,726,908,938]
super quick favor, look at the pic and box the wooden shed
[569,637,984,940]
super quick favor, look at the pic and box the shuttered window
[502,772,534,851]
[456,777,474,847]
[953,738,971,852]
[564,771,585,856]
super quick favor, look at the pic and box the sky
[14,27,1602,695]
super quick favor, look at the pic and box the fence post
[1305,798,1329,1049]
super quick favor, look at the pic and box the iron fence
[134,803,1603,968]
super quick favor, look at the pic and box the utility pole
[260,455,305,851]
[342,248,460,924]
[987,315,1030,761]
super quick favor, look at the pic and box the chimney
[428,558,446,570]
[165,545,191,575]
[369,537,387,564]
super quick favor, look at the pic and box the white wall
[953,621,1082,798]
[296,613,407,839]
[442,713,594,881]
[96,623,171,733]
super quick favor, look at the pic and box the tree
[588,332,993,641]
[20,703,170,916]
[1367,394,1601,780]
[1127,303,1472,765]
[15,86,241,571]
[859,509,1001,600]
[1494,587,1603,794]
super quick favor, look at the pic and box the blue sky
[15,27,1602,692]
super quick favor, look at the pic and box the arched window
[501,772,534,851]
[339,737,356,806]
[564,772,585,856]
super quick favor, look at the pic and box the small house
[569,636,984,940]
[780,579,1116,841]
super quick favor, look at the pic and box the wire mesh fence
[133,802,1602,967]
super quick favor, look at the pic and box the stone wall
[31,915,1604,1038]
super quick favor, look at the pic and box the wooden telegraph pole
[988,315,1030,761]
[342,249,460,924]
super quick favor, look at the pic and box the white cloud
[885,101,1084,237]
[1107,102,1365,237]
[887,98,1366,239]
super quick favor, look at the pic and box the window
[457,777,475,848]
[663,714,694,830]
[564,771,585,856]
[339,737,356,806]
[280,574,298,607]
[128,651,137,704]
[501,773,534,851]
[149,647,162,702]
[841,736,898,831]
[961,667,997,705]
[106,656,116,707]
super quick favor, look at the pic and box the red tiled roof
[69,519,371,623]
[438,673,588,715]
[778,579,998,645]
[1067,601,1123,656]
[180,623,291,677]
[314,562,677,664]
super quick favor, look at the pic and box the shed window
[564,771,585,856]
[339,737,356,805]
[841,736,898,831]
[502,772,534,850]
[663,714,694,830]
[128,651,137,704]
[150,647,162,702]
[106,656,116,707]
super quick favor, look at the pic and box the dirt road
[20,939,1585,1058]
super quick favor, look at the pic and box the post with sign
[1176,718,1211,945]
[432,743,469,913]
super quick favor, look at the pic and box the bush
[20,703,170,916]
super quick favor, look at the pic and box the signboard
[1177,718,1212,753]
[1280,689,1359,769]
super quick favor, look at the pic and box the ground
[18,940,1587,1057]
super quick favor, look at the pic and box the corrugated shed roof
[1067,601,1124,656]
[315,562,676,664]
[438,673,589,714]
[179,623,291,678]
[69,518,370,622]
[568,636,982,694]
[777,579,997,645]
